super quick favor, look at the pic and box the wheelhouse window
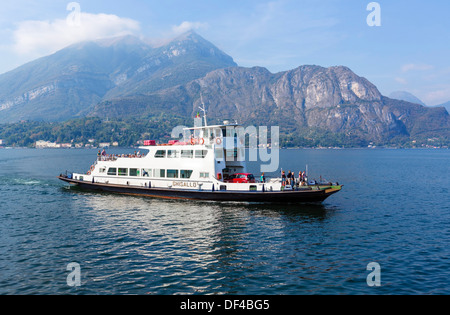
[214,149,224,159]
[225,128,236,137]
[155,150,166,158]
[168,150,179,158]
[180,170,193,179]
[181,150,193,158]
[225,148,238,160]
[207,129,215,141]
[167,169,179,178]
[200,172,210,178]
[195,150,208,159]
[118,168,128,176]
[107,168,117,176]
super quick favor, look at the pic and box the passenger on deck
[290,171,296,187]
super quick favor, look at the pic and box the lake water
[0,148,449,295]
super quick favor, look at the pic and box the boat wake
[0,176,52,188]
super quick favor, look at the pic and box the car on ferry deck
[225,173,256,183]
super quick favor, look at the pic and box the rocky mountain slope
[92,65,449,142]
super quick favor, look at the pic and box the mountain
[102,31,237,99]
[0,31,237,123]
[389,91,426,106]
[92,65,449,143]
[389,91,450,114]
[0,35,148,122]
[434,101,450,113]
[382,97,449,140]
[0,31,449,145]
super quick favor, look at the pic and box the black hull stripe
[58,177,340,203]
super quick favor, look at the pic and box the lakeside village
[34,139,120,149]
[32,139,272,149]
[0,138,447,150]
[0,138,119,149]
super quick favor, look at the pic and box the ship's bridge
[183,121,247,181]
[183,121,244,148]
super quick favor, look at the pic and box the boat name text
[173,181,198,188]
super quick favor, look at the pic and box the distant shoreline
[1,146,448,150]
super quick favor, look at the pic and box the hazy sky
[0,0,449,105]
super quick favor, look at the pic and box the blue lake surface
[0,148,449,295]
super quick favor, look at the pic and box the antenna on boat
[199,93,208,127]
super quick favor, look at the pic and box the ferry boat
[58,115,342,203]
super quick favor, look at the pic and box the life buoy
[90,165,95,171]
[191,137,204,145]
[215,138,222,145]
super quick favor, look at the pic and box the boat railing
[97,154,146,162]
[98,155,118,162]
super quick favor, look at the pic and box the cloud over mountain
[172,21,208,36]
[13,12,140,57]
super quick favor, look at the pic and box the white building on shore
[36,140,74,148]
[36,140,60,148]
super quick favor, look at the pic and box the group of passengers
[259,170,309,188]
[97,150,144,161]
[281,170,308,188]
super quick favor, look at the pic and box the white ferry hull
[58,176,342,203]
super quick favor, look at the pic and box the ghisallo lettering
[172,181,198,188]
